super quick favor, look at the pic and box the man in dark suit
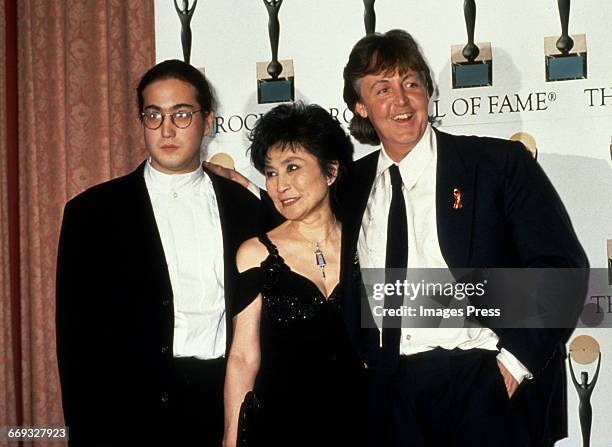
[339,30,588,447]
[56,60,262,446]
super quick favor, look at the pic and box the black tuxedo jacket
[56,161,264,444]
[339,129,588,445]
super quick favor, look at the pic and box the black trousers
[168,356,225,446]
[371,348,531,447]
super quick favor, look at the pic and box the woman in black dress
[223,103,363,447]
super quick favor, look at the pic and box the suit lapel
[340,150,380,360]
[435,130,477,269]
[127,162,173,295]
[203,167,233,285]
[203,168,240,354]
[341,150,380,279]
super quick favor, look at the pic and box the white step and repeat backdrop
[155,1,612,445]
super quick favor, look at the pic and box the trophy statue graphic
[363,0,376,35]
[568,335,601,447]
[174,0,198,64]
[257,0,294,104]
[451,0,492,89]
[545,0,587,82]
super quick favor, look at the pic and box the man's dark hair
[249,102,354,217]
[343,29,434,145]
[136,59,217,115]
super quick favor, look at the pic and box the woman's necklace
[292,220,337,279]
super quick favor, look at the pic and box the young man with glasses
[56,59,262,445]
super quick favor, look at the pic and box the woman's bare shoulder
[236,237,269,273]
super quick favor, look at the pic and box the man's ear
[355,102,368,119]
[203,111,214,136]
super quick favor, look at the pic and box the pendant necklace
[293,220,337,280]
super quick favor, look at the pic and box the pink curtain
[1,0,19,431]
[0,1,156,441]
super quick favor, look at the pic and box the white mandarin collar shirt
[145,161,226,360]
[358,124,531,383]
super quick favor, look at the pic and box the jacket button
[162,299,170,306]
[161,393,169,403]
[161,346,169,354]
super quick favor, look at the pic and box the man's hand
[496,359,519,398]
[203,161,251,188]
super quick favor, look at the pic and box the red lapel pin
[453,187,463,210]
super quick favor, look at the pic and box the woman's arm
[223,296,262,447]
[223,238,267,447]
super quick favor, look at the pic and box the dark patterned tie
[382,164,408,372]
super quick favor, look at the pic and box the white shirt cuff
[497,348,533,385]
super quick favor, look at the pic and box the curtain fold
[1,0,19,431]
[13,0,155,439]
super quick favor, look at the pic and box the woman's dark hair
[343,29,434,145]
[136,59,217,114]
[249,102,354,217]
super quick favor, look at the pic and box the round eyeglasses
[140,109,202,130]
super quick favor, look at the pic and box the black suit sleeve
[503,142,586,268]
[56,199,109,441]
[496,143,588,374]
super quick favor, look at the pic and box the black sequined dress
[232,234,364,447]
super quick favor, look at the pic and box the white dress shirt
[357,125,531,383]
[144,161,226,360]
